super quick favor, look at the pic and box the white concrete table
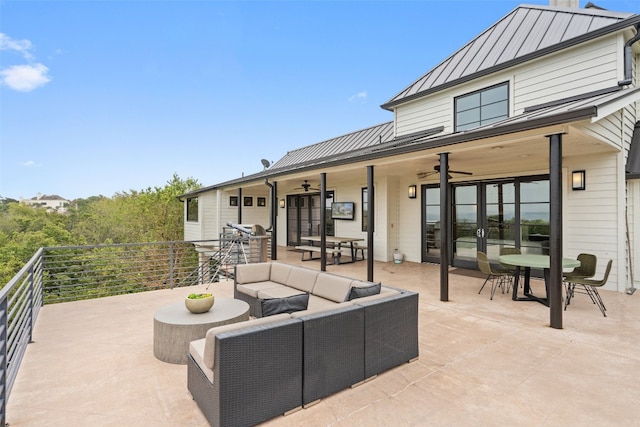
[153,297,250,364]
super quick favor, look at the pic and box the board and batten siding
[394,34,620,138]
[565,154,620,291]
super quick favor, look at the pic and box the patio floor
[7,248,640,426]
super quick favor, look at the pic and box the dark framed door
[422,176,548,269]
[286,191,334,246]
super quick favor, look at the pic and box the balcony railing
[0,234,270,425]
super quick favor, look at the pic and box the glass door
[286,191,334,246]
[451,185,479,268]
[422,176,548,269]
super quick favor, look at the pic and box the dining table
[498,254,580,306]
[304,235,364,264]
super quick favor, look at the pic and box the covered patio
[7,250,640,426]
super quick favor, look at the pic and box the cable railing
[0,233,271,425]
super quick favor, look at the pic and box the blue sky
[1,0,637,200]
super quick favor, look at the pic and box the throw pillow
[348,282,382,301]
[261,293,309,316]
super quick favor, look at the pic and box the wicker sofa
[187,262,419,427]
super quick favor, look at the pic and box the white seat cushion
[189,338,213,383]
[236,281,287,298]
[257,286,306,299]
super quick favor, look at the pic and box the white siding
[514,36,618,112]
[564,153,621,291]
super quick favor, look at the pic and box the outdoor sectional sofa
[187,261,419,427]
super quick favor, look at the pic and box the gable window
[455,82,509,132]
[186,197,198,222]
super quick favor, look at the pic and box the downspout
[618,24,640,87]
[264,179,277,260]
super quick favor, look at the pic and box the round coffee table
[153,297,250,364]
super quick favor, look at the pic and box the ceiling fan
[417,164,473,180]
[293,180,319,192]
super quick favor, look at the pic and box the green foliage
[0,174,201,285]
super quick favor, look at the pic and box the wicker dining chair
[564,259,612,317]
[477,251,511,300]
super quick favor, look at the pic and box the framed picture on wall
[229,196,238,207]
[257,197,266,207]
[244,196,253,207]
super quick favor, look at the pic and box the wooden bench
[294,245,342,263]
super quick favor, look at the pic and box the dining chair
[564,259,612,317]
[477,251,511,300]
[563,253,597,310]
[499,247,521,293]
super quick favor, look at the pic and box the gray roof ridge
[381,4,638,111]
[281,120,393,156]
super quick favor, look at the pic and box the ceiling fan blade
[449,170,473,176]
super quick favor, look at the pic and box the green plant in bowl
[185,293,215,313]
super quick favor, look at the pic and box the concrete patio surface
[6,249,640,426]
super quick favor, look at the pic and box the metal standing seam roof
[381,4,637,110]
[269,121,395,169]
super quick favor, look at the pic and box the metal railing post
[169,242,175,289]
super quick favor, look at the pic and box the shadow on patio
[7,248,640,426]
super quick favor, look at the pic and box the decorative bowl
[185,293,215,314]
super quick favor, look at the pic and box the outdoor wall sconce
[408,185,417,199]
[279,199,286,208]
[572,170,586,191]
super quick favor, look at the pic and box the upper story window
[455,82,509,132]
[186,197,198,222]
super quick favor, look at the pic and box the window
[361,188,372,232]
[455,82,509,132]
[186,197,198,222]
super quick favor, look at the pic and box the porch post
[237,188,242,224]
[439,153,450,302]
[271,181,278,260]
[367,165,374,282]
[320,173,327,272]
[549,133,563,329]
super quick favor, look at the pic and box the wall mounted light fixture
[279,199,286,208]
[572,170,586,191]
[408,185,417,199]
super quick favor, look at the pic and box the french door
[286,191,334,246]
[422,176,549,269]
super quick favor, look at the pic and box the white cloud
[0,33,33,58]
[0,33,51,92]
[21,160,36,167]
[1,64,51,92]
[348,91,368,103]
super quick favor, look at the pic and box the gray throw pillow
[261,293,309,316]
[348,282,381,300]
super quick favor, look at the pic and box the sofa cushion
[257,286,306,299]
[236,281,287,298]
[290,300,354,318]
[189,338,213,383]
[307,294,340,311]
[348,282,381,300]
[285,266,320,293]
[270,262,292,284]
[235,263,271,284]
[201,313,290,370]
[261,294,309,317]
[312,273,353,303]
